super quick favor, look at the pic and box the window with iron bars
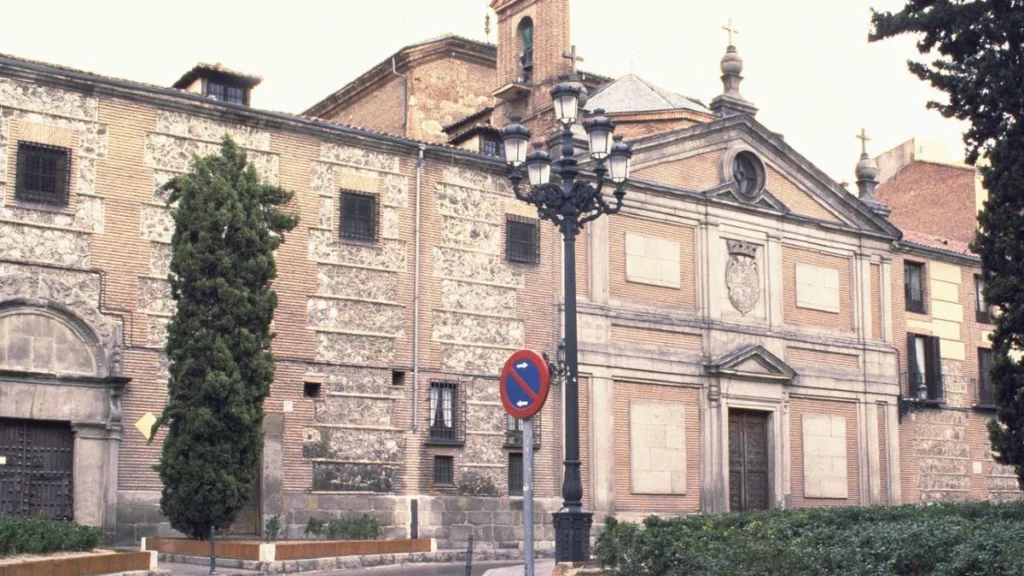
[506,215,540,264]
[904,261,926,314]
[505,414,541,448]
[978,348,995,408]
[480,132,504,158]
[975,275,994,325]
[15,142,70,206]
[433,456,454,486]
[906,334,943,402]
[340,191,379,242]
[427,381,465,445]
[206,81,246,105]
[508,453,524,496]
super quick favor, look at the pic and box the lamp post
[501,81,632,563]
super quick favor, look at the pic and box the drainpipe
[392,56,408,134]
[412,144,425,432]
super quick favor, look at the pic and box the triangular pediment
[705,344,795,383]
[620,115,902,239]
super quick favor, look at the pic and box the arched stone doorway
[0,273,128,535]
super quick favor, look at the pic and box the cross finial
[723,18,740,47]
[857,127,871,155]
[562,45,585,75]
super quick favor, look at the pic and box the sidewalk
[482,560,555,576]
[159,562,262,575]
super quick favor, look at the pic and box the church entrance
[0,418,74,520]
[728,409,770,512]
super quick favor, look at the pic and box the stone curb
[159,547,555,573]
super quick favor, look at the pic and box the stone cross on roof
[563,45,585,75]
[857,128,871,155]
[723,18,739,47]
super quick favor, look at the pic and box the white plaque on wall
[795,263,840,313]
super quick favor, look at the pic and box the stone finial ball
[856,155,879,181]
[721,46,744,75]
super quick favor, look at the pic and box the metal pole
[465,534,474,576]
[209,526,217,575]
[523,417,535,576]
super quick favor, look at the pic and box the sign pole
[523,417,534,576]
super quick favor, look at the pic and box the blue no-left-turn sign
[500,350,551,419]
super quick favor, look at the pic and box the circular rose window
[731,151,765,198]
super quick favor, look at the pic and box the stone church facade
[0,0,1016,550]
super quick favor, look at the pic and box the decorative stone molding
[137,278,174,316]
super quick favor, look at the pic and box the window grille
[506,215,540,264]
[433,456,454,486]
[975,275,993,324]
[340,191,379,242]
[505,414,541,448]
[508,453,524,496]
[978,348,995,407]
[481,133,504,158]
[905,334,943,402]
[428,381,465,445]
[904,262,925,314]
[206,81,246,105]
[15,142,70,206]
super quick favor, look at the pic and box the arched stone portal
[0,273,128,535]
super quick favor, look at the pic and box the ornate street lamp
[501,83,633,563]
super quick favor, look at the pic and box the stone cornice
[0,369,130,389]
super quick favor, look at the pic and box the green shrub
[264,514,281,542]
[594,502,1024,575]
[0,515,102,557]
[304,517,325,539]
[324,514,380,541]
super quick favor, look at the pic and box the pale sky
[1,0,969,185]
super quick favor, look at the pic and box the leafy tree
[151,138,297,538]
[870,2,1024,486]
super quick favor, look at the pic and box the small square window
[303,382,322,398]
[206,81,246,105]
[481,133,504,158]
[506,215,540,264]
[16,142,70,206]
[392,370,406,386]
[904,261,925,314]
[433,456,454,486]
[340,191,379,242]
[508,453,524,496]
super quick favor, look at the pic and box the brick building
[0,0,1016,551]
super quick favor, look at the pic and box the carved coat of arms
[726,240,760,315]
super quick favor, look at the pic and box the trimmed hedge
[594,501,1024,575]
[0,515,102,557]
[303,514,380,541]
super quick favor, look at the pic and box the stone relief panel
[725,239,760,315]
[137,278,174,316]
[796,263,840,313]
[625,233,680,288]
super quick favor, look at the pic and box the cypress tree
[871,2,1024,486]
[152,138,298,538]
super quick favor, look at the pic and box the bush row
[593,501,1024,576]
[0,515,102,557]
[303,514,380,541]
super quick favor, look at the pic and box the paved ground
[481,560,555,576]
[158,559,527,575]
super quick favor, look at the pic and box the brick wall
[319,75,406,138]
[766,166,840,223]
[782,246,852,332]
[876,161,977,244]
[612,381,701,514]
[789,398,861,508]
[632,149,722,190]
[608,216,695,308]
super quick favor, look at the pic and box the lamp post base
[553,510,594,562]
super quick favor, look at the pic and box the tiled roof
[172,62,262,89]
[586,74,710,115]
[901,229,977,259]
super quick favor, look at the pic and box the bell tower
[491,0,572,96]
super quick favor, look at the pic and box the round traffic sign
[500,350,551,419]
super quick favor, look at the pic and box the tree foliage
[870,2,1024,486]
[152,138,298,538]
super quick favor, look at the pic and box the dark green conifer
[872,2,1024,486]
[152,138,298,538]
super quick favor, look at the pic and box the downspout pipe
[392,56,408,134]
[412,144,424,432]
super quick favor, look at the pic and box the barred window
[907,333,943,401]
[975,275,993,324]
[481,133,504,158]
[207,81,246,105]
[508,453,524,496]
[340,191,379,242]
[433,456,454,486]
[978,348,994,407]
[429,381,459,443]
[506,215,540,264]
[16,142,70,206]
[905,262,925,314]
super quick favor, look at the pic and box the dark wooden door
[0,418,74,520]
[728,410,769,512]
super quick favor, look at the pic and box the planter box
[0,551,155,576]
[143,537,434,561]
